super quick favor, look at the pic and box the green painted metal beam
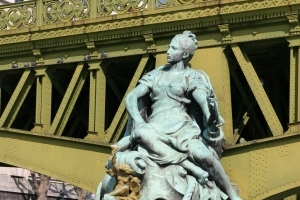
[222,131,300,200]
[15,106,34,119]
[0,74,4,115]
[23,114,34,130]
[69,101,88,121]
[0,76,35,122]
[0,68,35,128]
[66,115,82,137]
[231,44,283,136]
[1,85,13,96]
[289,46,299,123]
[233,100,257,141]
[85,61,106,141]
[96,61,122,102]
[0,127,111,193]
[52,79,66,96]
[228,64,266,142]
[48,63,89,135]
[0,124,300,198]
[32,67,53,133]
[106,74,123,102]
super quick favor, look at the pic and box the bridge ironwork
[0,0,300,199]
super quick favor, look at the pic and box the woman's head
[167,31,198,64]
[175,31,198,55]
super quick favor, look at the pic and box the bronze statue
[97,31,241,200]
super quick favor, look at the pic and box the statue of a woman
[121,31,241,200]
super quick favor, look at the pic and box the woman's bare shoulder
[145,64,169,76]
[187,68,209,77]
[186,68,212,92]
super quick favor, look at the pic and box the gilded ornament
[287,15,300,35]
[0,4,35,30]
[253,2,259,8]
[263,0,268,6]
[102,145,142,200]
[0,0,295,31]
[156,0,172,8]
[221,6,229,13]
[85,41,98,59]
[9,11,20,24]
[204,8,211,15]
[43,0,89,24]
[233,4,239,11]
[32,49,41,56]
[86,42,95,49]
[143,34,156,52]
[98,0,147,16]
[0,0,297,49]
[62,4,73,15]
[32,49,44,66]
[218,24,232,43]
[177,0,195,5]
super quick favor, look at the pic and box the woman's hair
[174,31,198,58]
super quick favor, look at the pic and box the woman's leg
[188,139,242,200]
[132,125,186,163]
[180,160,208,184]
[134,125,209,183]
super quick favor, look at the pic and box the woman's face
[166,38,185,64]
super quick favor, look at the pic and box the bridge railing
[0,0,205,30]
[0,1,36,30]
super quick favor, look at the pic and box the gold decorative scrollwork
[98,0,148,15]
[0,5,36,30]
[43,0,90,24]
[155,0,173,8]
[155,0,197,9]
[176,0,196,5]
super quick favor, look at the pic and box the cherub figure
[104,145,141,200]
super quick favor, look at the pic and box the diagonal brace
[229,64,266,142]
[231,44,283,136]
[48,63,89,136]
[103,54,155,143]
[233,100,257,142]
[0,68,36,128]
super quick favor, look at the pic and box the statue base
[96,150,229,200]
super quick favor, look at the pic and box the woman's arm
[125,84,150,126]
[192,89,210,122]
